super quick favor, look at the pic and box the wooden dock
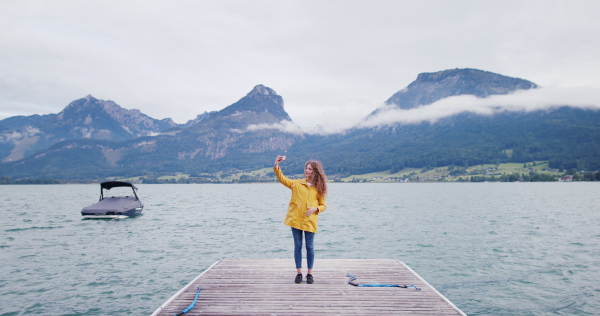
[151,259,466,315]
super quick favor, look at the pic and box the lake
[1,182,599,315]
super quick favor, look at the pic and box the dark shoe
[295,273,303,284]
[306,274,314,284]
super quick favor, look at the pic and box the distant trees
[464,170,596,182]
[583,171,600,181]
[0,176,60,184]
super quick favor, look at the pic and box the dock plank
[152,259,465,315]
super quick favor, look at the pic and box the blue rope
[347,273,420,291]
[174,287,202,316]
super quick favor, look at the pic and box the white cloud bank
[232,120,304,135]
[358,86,600,129]
[233,85,600,136]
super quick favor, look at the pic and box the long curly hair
[306,160,328,198]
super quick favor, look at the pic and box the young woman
[274,155,328,284]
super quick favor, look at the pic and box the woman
[274,155,327,284]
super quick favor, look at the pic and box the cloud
[232,120,304,135]
[0,126,41,143]
[358,86,600,128]
[1,0,600,136]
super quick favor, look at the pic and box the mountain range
[1,68,598,180]
[0,96,176,163]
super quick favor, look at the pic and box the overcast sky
[1,0,599,134]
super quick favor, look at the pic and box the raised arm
[273,155,293,188]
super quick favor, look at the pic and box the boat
[81,181,144,219]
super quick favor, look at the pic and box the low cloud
[232,120,304,135]
[0,126,41,142]
[358,86,600,128]
[300,123,355,136]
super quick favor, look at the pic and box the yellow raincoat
[274,166,326,233]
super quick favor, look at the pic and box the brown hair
[306,160,327,198]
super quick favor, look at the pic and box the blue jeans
[291,227,315,270]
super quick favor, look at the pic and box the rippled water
[1,183,599,315]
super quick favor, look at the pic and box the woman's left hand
[305,207,318,216]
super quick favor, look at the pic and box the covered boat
[81,181,144,219]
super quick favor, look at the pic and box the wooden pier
[151,259,466,315]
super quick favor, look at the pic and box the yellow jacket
[274,166,326,233]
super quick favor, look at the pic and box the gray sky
[1,0,599,134]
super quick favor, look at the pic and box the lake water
[1,182,599,315]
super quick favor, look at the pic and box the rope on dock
[347,273,420,290]
[174,287,202,316]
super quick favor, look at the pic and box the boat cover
[82,196,143,214]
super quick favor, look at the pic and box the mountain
[0,70,598,180]
[291,107,600,176]
[368,68,537,117]
[215,84,291,123]
[0,95,177,162]
[154,84,301,169]
[57,95,177,137]
[0,85,302,179]
[290,69,598,175]
[186,84,292,131]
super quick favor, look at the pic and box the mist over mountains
[1,68,599,180]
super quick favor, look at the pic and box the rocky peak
[247,84,276,97]
[59,95,121,117]
[57,95,177,135]
[217,84,290,121]
[184,111,216,128]
[378,68,538,111]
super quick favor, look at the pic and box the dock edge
[150,258,222,316]
[397,259,467,316]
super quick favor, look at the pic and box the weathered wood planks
[151,259,466,315]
